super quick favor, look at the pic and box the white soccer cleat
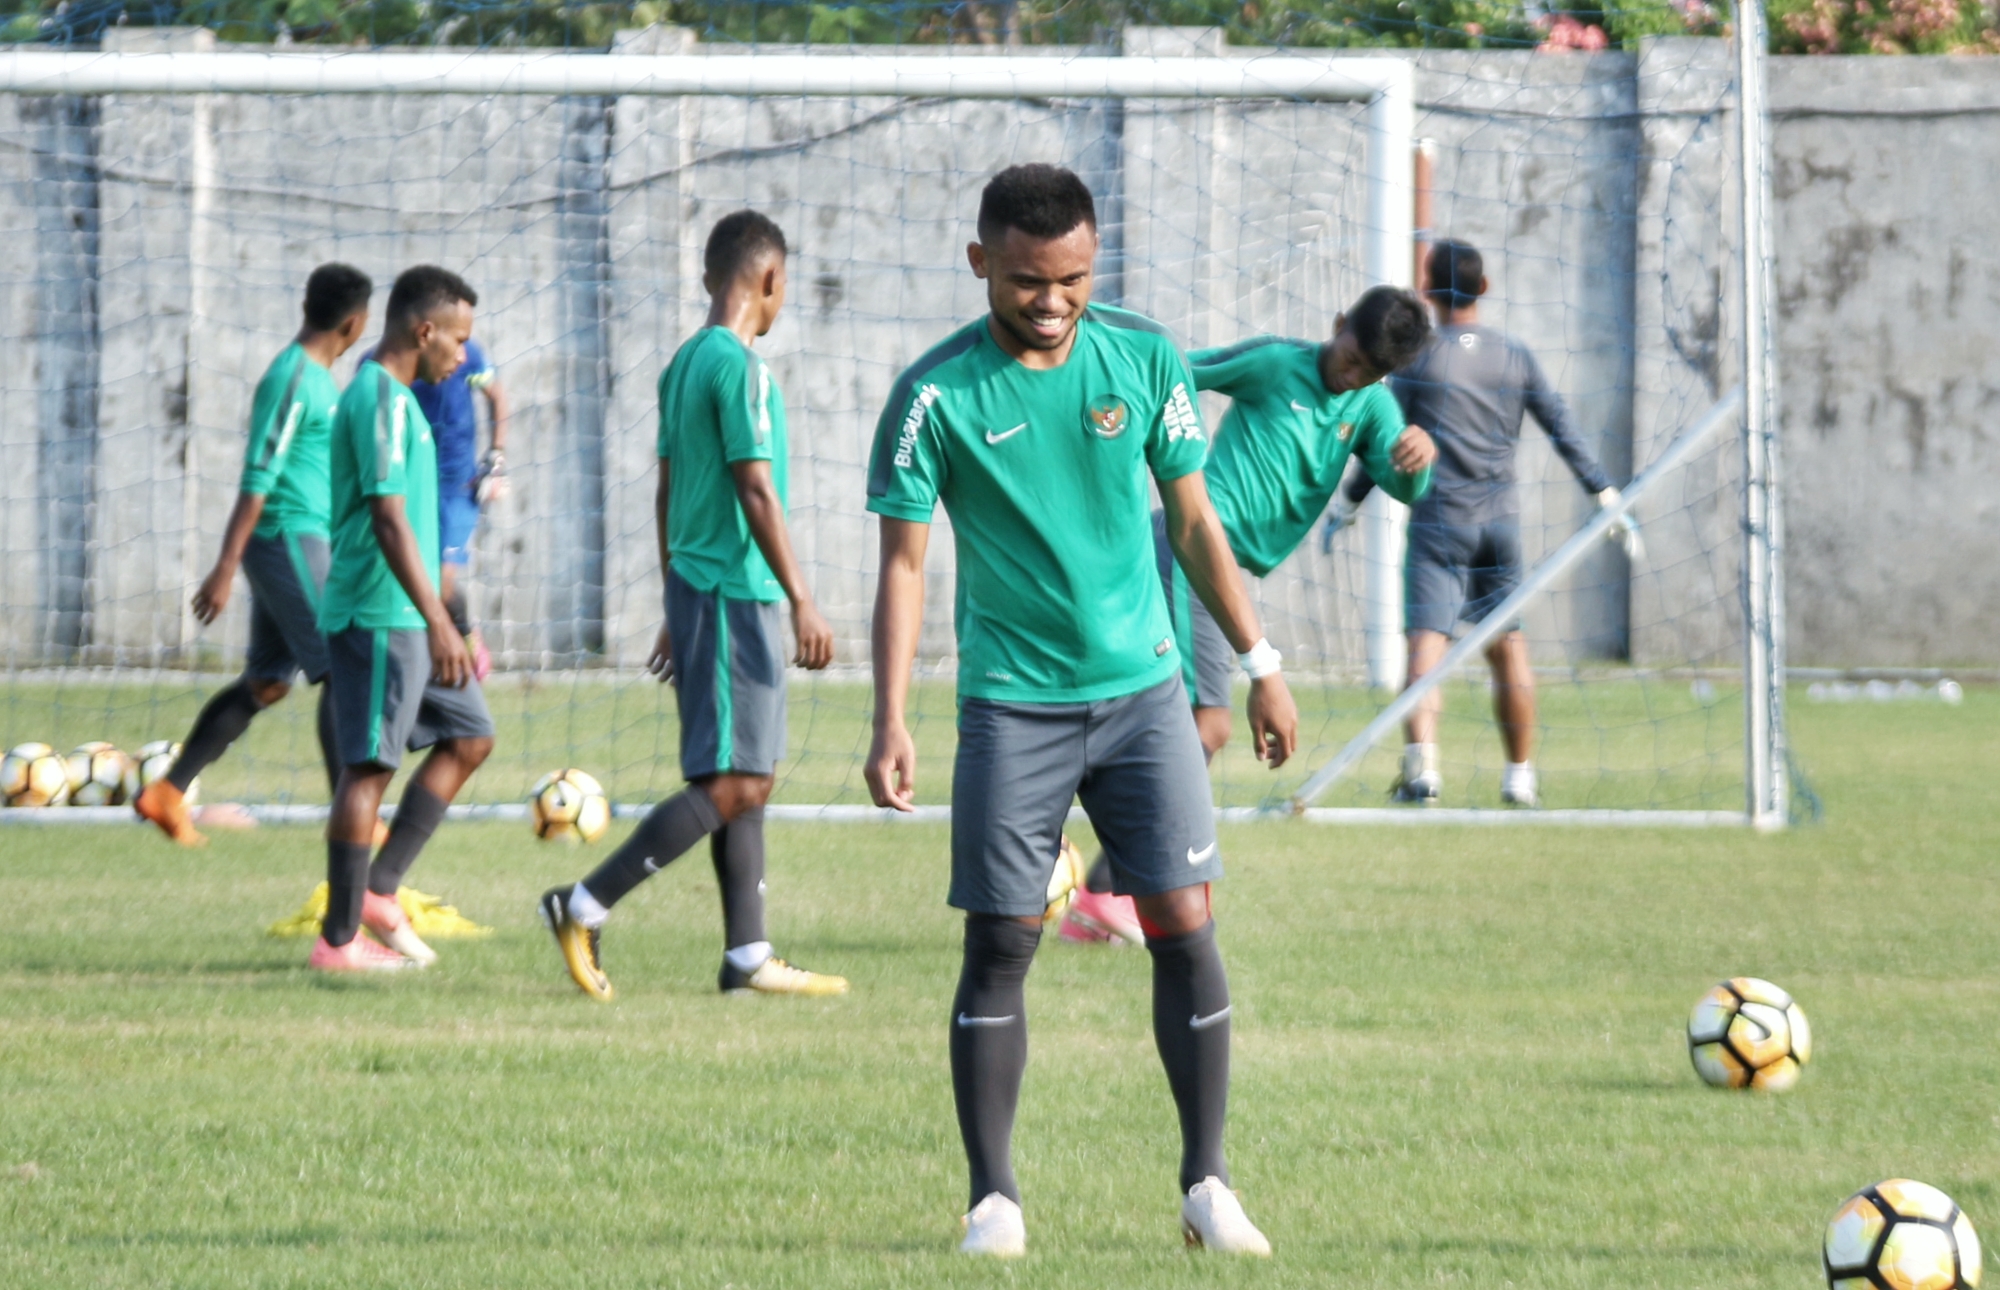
[1500,764,1539,809]
[1393,770,1441,804]
[1182,1177,1271,1256]
[959,1192,1026,1258]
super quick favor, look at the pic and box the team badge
[1086,395,1128,438]
[1338,421,1355,442]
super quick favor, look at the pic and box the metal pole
[1360,72,1416,690]
[1737,0,1786,829]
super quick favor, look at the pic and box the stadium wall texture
[0,29,1986,670]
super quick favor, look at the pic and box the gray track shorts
[950,675,1221,917]
[242,532,332,685]
[1152,511,1235,710]
[1405,517,1524,635]
[327,627,495,771]
[667,567,787,779]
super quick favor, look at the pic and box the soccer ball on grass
[530,769,610,843]
[66,742,135,807]
[1824,1179,1982,1290]
[1687,976,1812,1091]
[1,742,70,807]
[126,740,198,806]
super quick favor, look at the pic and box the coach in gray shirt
[1344,239,1637,808]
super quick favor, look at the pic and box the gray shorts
[327,627,495,771]
[950,675,1220,917]
[1152,511,1235,710]
[667,567,786,779]
[242,532,331,685]
[1406,517,1524,635]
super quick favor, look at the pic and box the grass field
[1,689,1995,1287]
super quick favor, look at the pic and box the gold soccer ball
[1687,976,1812,1091]
[1,742,70,807]
[1825,1180,1982,1290]
[1043,834,1088,928]
[530,769,610,843]
[126,740,198,806]
[66,742,136,807]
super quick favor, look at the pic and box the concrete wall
[0,33,1984,671]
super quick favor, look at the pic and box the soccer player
[135,264,373,846]
[367,326,509,676]
[1062,287,1437,945]
[537,211,845,1002]
[865,164,1298,1257]
[311,266,496,973]
[1342,238,1638,807]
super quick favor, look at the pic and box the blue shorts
[1405,517,1524,635]
[439,487,480,568]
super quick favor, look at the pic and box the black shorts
[1405,517,1524,635]
[327,627,495,771]
[949,676,1220,918]
[666,568,787,779]
[242,532,332,685]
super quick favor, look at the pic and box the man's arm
[368,495,472,688]
[190,492,269,625]
[1520,348,1612,495]
[865,518,929,811]
[731,459,833,670]
[649,459,673,680]
[1158,471,1299,768]
[480,377,509,456]
[475,378,511,503]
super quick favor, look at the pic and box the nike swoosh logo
[985,423,1027,444]
[1186,841,1217,865]
[1290,400,1310,413]
[1190,1007,1231,1031]
[956,1013,1017,1028]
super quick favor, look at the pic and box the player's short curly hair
[977,164,1096,244]
[704,209,789,285]
[385,265,477,332]
[1425,238,1484,310]
[302,263,372,332]
[1346,285,1433,375]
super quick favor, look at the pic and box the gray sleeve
[1518,343,1613,495]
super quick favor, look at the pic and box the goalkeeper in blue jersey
[1061,286,1435,944]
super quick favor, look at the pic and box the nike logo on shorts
[985,423,1027,444]
[1186,841,1217,865]
[957,1013,1017,1028]
[1190,1006,1231,1031]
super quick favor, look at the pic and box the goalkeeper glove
[1319,496,1355,554]
[476,449,510,504]
[1596,487,1644,561]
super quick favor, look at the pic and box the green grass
[1,690,1995,1287]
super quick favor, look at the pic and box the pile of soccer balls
[1684,977,1982,1288]
[0,739,194,809]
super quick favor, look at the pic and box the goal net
[0,22,1781,823]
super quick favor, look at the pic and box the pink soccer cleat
[1060,887,1145,946]
[308,932,413,973]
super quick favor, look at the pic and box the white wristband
[1238,637,1283,679]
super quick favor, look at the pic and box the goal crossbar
[0,50,1409,102]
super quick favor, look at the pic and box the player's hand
[647,622,674,683]
[1246,673,1299,769]
[866,721,918,812]
[427,616,474,689]
[475,449,510,504]
[1391,425,1437,475]
[191,564,234,625]
[1596,487,1645,561]
[792,599,834,671]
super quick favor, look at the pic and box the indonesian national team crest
[1086,394,1128,438]
[1337,421,1355,443]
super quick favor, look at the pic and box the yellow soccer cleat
[539,886,612,1001]
[720,954,849,997]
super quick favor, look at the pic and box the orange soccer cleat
[133,780,206,847]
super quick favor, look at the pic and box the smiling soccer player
[865,164,1297,1258]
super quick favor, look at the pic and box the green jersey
[657,326,789,602]
[239,342,340,539]
[868,305,1209,704]
[320,361,440,634]
[1192,337,1430,578]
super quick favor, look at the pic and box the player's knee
[702,773,773,822]
[249,680,291,708]
[448,735,494,770]
[1195,706,1231,758]
[1134,883,1213,940]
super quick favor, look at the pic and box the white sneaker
[1500,764,1539,808]
[1393,769,1441,804]
[1181,1177,1271,1256]
[959,1192,1026,1257]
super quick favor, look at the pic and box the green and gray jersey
[657,326,789,603]
[320,360,440,634]
[239,342,341,540]
[867,305,1209,704]
[1192,336,1430,578]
